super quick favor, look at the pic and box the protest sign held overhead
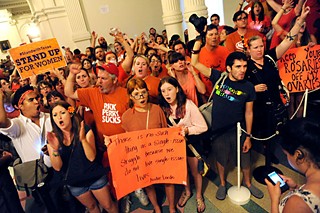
[108,127,187,200]
[278,45,320,93]
[9,38,66,79]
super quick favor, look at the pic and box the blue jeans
[67,175,108,197]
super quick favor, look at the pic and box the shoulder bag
[13,153,48,189]
[198,71,228,128]
[13,123,48,189]
[265,54,290,106]
[252,56,289,127]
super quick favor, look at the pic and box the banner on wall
[278,45,320,93]
[9,38,66,79]
[108,127,187,200]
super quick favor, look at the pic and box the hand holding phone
[267,171,289,193]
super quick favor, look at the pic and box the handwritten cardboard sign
[278,45,320,93]
[9,38,66,79]
[108,127,187,200]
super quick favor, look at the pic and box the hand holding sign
[107,127,187,200]
[278,45,320,93]
[9,38,66,79]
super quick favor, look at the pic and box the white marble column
[26,0,54,39]
[62,0,90,47]
[184,0,208,40]
[161,0,184,43]
[26,0,90,50]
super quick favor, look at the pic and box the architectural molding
[32,6,66,22]
[162,13,183,25]
[72,31,91,42]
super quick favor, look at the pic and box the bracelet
[281,7,286,12]
[286,32,297,41]
[52,150,60,157]
[191,49,200,54]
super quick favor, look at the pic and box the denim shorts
[67,175,108,197]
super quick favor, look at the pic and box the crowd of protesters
[0,0,319,212]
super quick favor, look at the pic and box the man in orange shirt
[226,11,266,54]
[198,24,230,99]
[65,63,128,145]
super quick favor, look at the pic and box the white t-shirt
[0,112,52,166]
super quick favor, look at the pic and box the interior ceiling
[0,0,31,16]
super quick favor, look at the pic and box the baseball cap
[97,63,119,77]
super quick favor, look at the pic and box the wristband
[191,49,201,54]
[52,150,60,157]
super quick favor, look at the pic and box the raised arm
[190,40,211,78]
[276,3,310,59]
[64,64,81,100]
[51,68,66,85]
[271,0,294,38]
[294,0,304,16]
[90,31,98,48]
[47,132,63,171]
[148,42,171,53]
[115,32,134,74]
[187,62,206,95]
[137,33,147,55]
[236,0,245,12]
[79,121,96,162]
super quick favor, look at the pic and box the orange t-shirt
[179,72,199,106]
[77,86,128,143]
[143,75,160,104]
[225,29,265,53]
[157,64,169,79]
[199,45,230,97]
[118,65,129,85]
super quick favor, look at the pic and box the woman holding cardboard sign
[158,76,208,213]
[120,78,175,213]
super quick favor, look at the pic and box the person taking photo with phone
[265,118,320,213]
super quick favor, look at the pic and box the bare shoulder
[283,195,313,213]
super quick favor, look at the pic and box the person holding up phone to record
[265,118,320,213]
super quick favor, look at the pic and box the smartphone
[267,171,289,193]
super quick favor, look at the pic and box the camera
[189,14,207,34]
[110,28,119,36]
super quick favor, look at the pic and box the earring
[296,149,304,160]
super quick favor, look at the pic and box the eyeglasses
[40,86,50,90]
[237,16,247,21]
[131,91,148,100]
[151,59,161,63]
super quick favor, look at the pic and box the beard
[100,42,108,49]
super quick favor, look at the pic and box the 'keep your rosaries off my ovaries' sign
[9,38,66,79]
[278,45,320,93]
[107,127,187,200]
